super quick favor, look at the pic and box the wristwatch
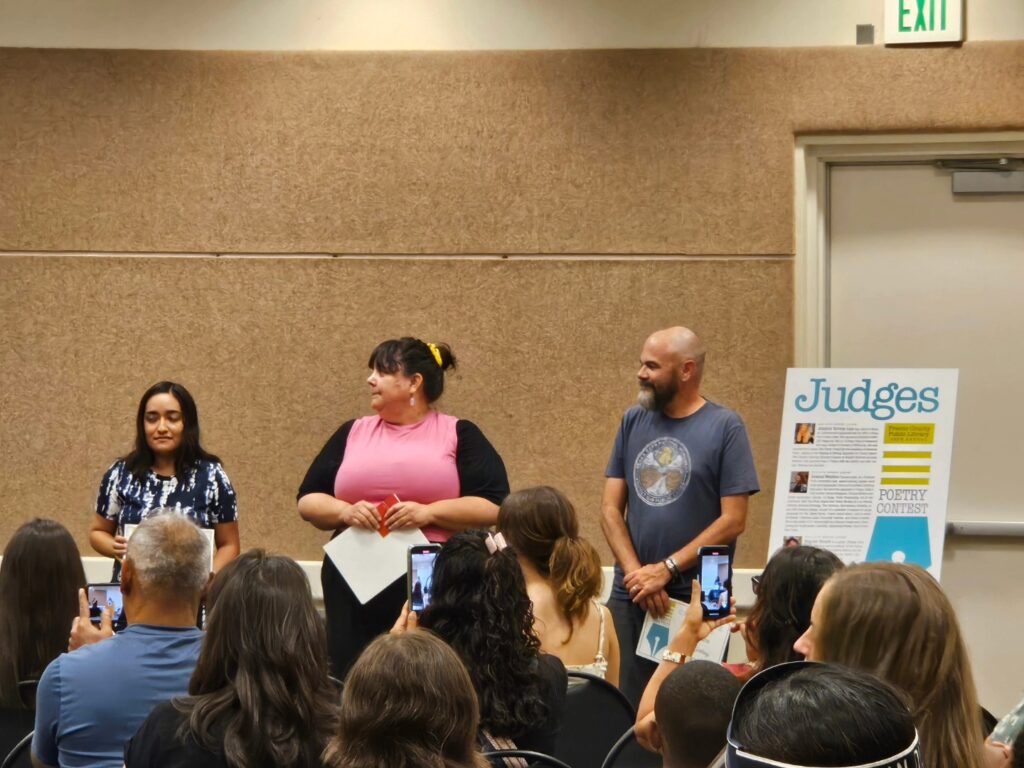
[663,557,679,578]
[661,649,686,664]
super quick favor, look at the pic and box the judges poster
[769,369,958,579]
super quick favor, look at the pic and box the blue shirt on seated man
[32,514,211,768]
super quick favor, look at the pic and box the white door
[829,162,1024,717]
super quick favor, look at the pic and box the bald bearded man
[601,327,760,707]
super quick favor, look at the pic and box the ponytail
[549,536,603,640]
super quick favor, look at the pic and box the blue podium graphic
[866,516,931,569]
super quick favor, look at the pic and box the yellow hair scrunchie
[427,342,443,368]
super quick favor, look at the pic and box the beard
[637,379,677,412]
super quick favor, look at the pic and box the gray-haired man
[33,514,211,768]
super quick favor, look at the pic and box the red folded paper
[375,494,400,537]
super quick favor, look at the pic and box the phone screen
[408,548,440,612]
[86,583,128,632]
[699,548,732,619]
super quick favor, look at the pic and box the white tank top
[564,600,609,680]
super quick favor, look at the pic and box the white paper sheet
[635,598,731,663]
[323,526,429,604]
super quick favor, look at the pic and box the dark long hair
[326,631,488,768]
[173,550,339,768]
[123,381,221,480]
[367,338,455,403]
[745,545,842,669]
[498,486,603,640]
[0,519,86,708]
[418,531,548,740]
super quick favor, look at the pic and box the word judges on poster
[769,369,959,578]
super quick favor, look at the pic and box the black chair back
[0,731,32,768]
[15,682,36,711]
[601,726,662,768]
[554,671,635,768]
[484,749,573,768]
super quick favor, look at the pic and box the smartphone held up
[698,545,733,620]
[407,544,441,613]
[86,583,128,632]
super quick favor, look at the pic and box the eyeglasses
[751,573,762,595]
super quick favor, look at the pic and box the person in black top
[0,520,86,757]
[297,338,509,677]
[125,550,338,768]
[396,530,567,756]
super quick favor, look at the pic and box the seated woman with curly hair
[397,530,567,755]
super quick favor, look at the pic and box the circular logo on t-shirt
[633,437,691,506]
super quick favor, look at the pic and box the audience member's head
[795,562,984,768]
[326,630,487,768]
[744,545,842,670]
[121,513,210,620]
[0,519,85,708]
[498,485,603,636]
[418,530,550,741]
[175,550,338,767]
[727,662,920,768]
[657,660,742,768]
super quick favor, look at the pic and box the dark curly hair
[418,531,548,740]
[745,545,842,669]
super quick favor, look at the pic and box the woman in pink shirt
[297,337,509,676]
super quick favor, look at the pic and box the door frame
[794,131,1024,367]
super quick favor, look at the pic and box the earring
[409,395,416,407]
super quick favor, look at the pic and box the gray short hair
[126,513,210,597]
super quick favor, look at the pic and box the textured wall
[2,45,1021,256]
[0,255,788,564]
[1,42,1022,567]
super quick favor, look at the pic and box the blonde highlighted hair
[817,562,985,768]
[498,486,602,639]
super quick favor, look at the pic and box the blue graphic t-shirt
[95,458,238,578]
[606,401,759,600]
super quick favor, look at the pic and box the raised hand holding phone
[390,600,420,635]
[69,588,114,651]
[697,545,733,620]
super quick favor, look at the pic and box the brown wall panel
[0,255,789,567]
[1,42,1022,567]
[1,44,1021,257]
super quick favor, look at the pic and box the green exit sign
[885,0,963,44]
